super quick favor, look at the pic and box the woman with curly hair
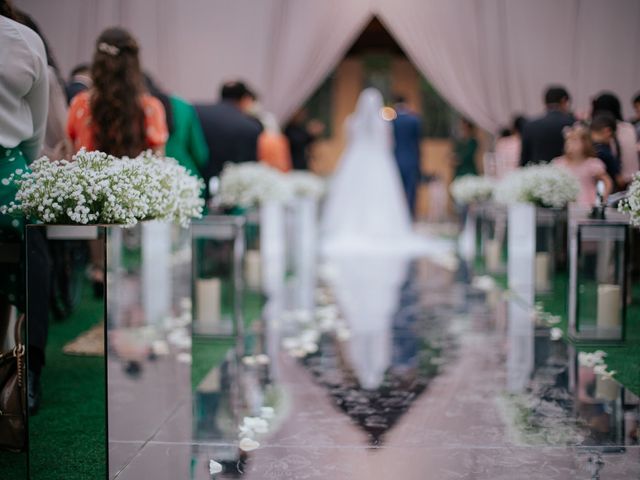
[67,27,167,157]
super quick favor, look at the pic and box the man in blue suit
[392,95,422,218]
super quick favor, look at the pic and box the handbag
[0,313,26,452]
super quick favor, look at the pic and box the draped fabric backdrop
[15,0,640,132]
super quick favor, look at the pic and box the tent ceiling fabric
[15,0,640,131]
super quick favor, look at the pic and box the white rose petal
[239,438,260,452]
[209,460,223,475]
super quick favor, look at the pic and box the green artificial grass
[30,286,106,480]
[0,284,107,480]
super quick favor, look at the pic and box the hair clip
[98,42,120,56]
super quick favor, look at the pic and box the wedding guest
[590,113,624,190]
[494,115,526,178]
[65,63,92,104]
[591,92,638,187]
[13,8,71,160]
[631,92,640,137]
[144,74,209,181]
[0,0,51,415]
[520,86,574,166]
[284,107,325,170]
[67,27,168,157]
[453,117,478,177]
[195,81,263,188]
[552,125,611,207]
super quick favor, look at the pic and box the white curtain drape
[375,0,640,130]
[15,0,640,130]
[263,0,372,121]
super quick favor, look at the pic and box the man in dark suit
[195,81,263,191]
[392,95,422,218]
[65,64,92,104]
[520,86,575,166]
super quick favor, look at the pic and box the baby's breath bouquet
[218,162,293,207]
[494,164,579,208]
[1,149,204,227]
[287,171,326,199]
[449,175,495,205]
[619,171,640,226]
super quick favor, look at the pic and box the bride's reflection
[329,253,409,391]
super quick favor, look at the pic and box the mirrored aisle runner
[108,251,640,480]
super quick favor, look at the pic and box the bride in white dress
[320,88,451,390]
[321,88,428,255]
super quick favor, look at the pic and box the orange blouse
[258,132,292,172]
[67,91,168,153]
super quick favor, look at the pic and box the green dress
[454,137,478,177]
[165,96,209,180]
[0,146,28,305]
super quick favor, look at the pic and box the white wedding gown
[320,89,452,390]
[321,88,443,256]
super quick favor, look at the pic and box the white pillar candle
[595,373,620,402]
[597,284,621,329]
[535,252,550,292]
[245,250,262,290]
[485,239,502,273]
[196,278,221,328]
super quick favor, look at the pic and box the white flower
[209,460,223,475]
[176,352,192,364]
[494,165,579,208]
[287,171,326,198]
[260,406,275,420]
[242,355,257,366]
[471,275,496,292]
[255,354,270,365]
[550,327,563,341]
[240,416,269,436]
[238,437,260,452]
[449,175,495,205]
[578,351,606,368]
[619,171,640,225]
[5,149,204,226]
[218,162,293,207]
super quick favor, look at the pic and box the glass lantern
[568,210,629,343]
[534,207,565,294]
[568,346,626,448]
[191,216,245,337]
[480,202,508,274]
[243,208,261,293]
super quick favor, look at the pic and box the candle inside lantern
[485,239,502,273]
[535,252,550,292]
[196,278,221,329]
[595,373,620,402]
[597,284,621,329]
[245,250,262,290]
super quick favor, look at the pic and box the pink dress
[552,156,606,206]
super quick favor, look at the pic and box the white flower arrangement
[619,171,640,226]
[449,175,495,205]
[1,149,204,227]
[218,162,293,207]
[494,165,579,208]
[287,171,326,198]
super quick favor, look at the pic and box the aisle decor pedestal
[568,206,630,343]
[191,216,245,337]
[26,221,192,478]
[11,150,204,478]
